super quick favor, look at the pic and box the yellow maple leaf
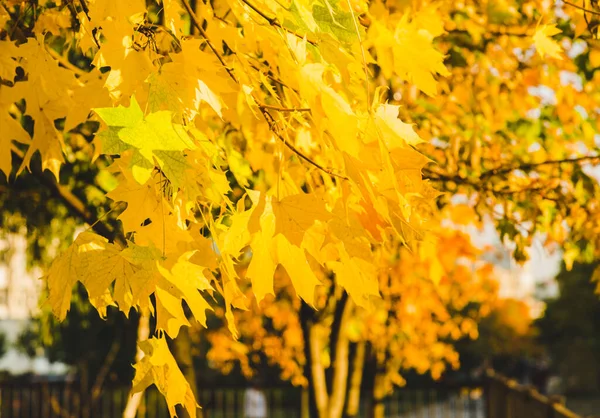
[247,230,277,303]
[155,287,190,338]
[45,232,123,319]
[375,104,423,149]
[0,93,31,177]
[273,192,332,247]
[533,24,563,60]
[275,235,321,306]
[107,173,161,233]
[132,336,198,418]
[157,251,213,327]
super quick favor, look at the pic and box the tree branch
[563,0,600,16]
[46,47,87,76]
[181,0,239,84]
[12,149,124,246]
[424,155,600,194]
[329,296,353,418]
[479,155,600,179]
[238,0,318,45]
[258,103,311,113]
[182,0,346,180]
[326,291,348,393]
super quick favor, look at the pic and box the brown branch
[563,0,600,16]
[424,156,600,189]
[326,292,349,393]
[423,167,555,196]
[238,0,318,45]
[12,149,125,246]
[78,0,91,20]
[181,0,239,84]
[182,0,344,180]
[446,28,533,38]
[259,103,311,112]
[479,155,600,179]
[260,107,348,180]
[329,296,353,418]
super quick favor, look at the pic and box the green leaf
[95,96,144,127]
[118,111,195,162]
[312,0,359,43]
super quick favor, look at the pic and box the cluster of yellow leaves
[385,0,600,269]
[356,229,497,390]
[0,0,454,414]
[206,228,499,391]
[207,288,308,386]
[4,0,591,414]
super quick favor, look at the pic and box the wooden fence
[0,383,302,418]
[485,370,581,418]
[0,372,587,418]
[0,381,485,418]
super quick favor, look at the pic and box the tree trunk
[370,370,386,418]
[344,341,366,417]
[122,312,150,418]
[329,298,353,418]
[301,301,321,418]
[301,387,310,418]
[301,294,355,418]
[310,322,329,418]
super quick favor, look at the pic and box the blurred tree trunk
[301,387,310,418]
[344,341,366,417]
[301,293,355,418]
[370,366,387,418]
[122,312,149,418]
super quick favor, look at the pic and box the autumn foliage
[2,0,600,416]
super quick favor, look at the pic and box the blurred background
[1,224,598,417]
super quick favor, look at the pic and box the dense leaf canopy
[2,0,600,415]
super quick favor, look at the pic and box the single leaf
[533,24,563,60]
[132,336,198,418]
[273,192,332,247]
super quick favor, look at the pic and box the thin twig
[479,155,600,179]
[239,0,318,45]
[260,107,348,180]
[91,332,121,403]
[259,103,311,112]
[563,0,600,16]
[181,0,239,83]
[182,0,345,180]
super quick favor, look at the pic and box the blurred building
[0,234,68,376]
[458,215,561,318]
